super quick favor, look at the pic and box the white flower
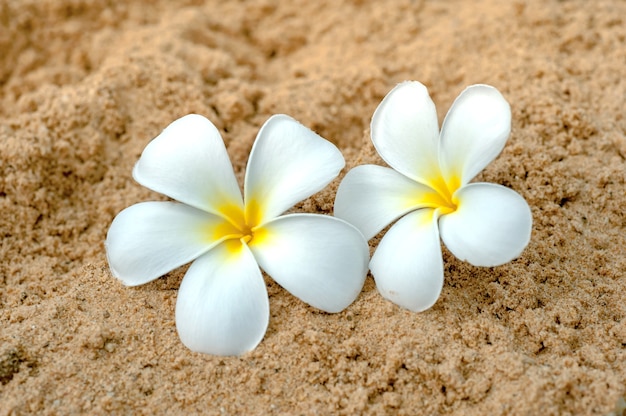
[106,114,369,356]
[334,81,532,312]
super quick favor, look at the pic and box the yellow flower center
[421,174,460,216]
[213,199,267,254]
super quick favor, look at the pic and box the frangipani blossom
[334,81,532,312]
[106,114,368,356]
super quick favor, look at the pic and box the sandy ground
[1,0,625,414]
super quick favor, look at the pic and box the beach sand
[1,0,625,414]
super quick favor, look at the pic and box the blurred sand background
[1,0,625,414]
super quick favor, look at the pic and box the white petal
[105,201,228,286]
[370,208,444,312]
[334,165,445,240]
[371,81,442,184]
[249,214,368,313]
[175,242,269,356]
[133,114,244,215]
[439,85,511,186]
[439,183,532,267]
[244,115,344,225]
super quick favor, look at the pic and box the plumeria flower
[334,81,532,312]
[106,114,368,356]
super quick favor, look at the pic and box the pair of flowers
[106,81,532,356]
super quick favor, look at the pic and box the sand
[1,0,625,414]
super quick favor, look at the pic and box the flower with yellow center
[334,81,532,312]
[106,114,369,356]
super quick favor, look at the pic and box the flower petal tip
[245,114,345,222]
[250,214,369,314]
[440,183,532,268]
[370,209,444,313]
[175,245,269,356]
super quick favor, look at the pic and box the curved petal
[244,115,344,225]
[133,114,244,216]
[439,183,532,267]
[439,85,511,187]
[175,242,269,356]
[249,214,368,313]
[371,81,441,185]
[370,208,444,312]
[334,165,446,240]
[105,201,228,286]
